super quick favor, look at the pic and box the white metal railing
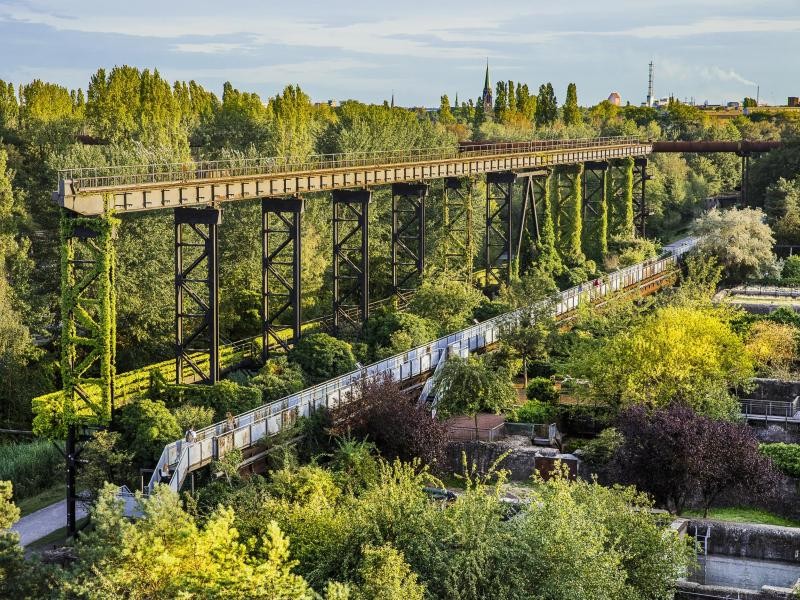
[148,237,695,494]
[739,395,800,420]
[61,136,644,191]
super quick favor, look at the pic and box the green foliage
[118,399,181,465]
[77,430,134,502]
[563,83,581,126]
[351,543,425,600]
[536,173,563,275]
[526,377,559,403]
[433,356,516,428]
[508,399,555,424]
[363,309,438,360]
[0,440,63,499]
[289,333,357,383]
[580,427,623,467]
[154,376,262,421]
[172,404,215,432]
[783,255,800,279]
[760,443,800,478]
[250,356,307,402]
[535,83,558,127]
[693,208,777,280]
[567,304,754,418]
[408,276,484,335]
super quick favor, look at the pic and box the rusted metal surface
[651,140,782,154]
[55,137,650,215]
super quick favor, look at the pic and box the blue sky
[0,0,797,107]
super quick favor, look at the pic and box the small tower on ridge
[482,59,493,113]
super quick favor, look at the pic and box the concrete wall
[688,519,800,563]
[749,378,800,402]
[445,437,579,481]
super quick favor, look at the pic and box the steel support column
[442,177,473,280]
[582,161,609,260]
[633,158,649,237]
[391,182,427,293]
[514,171,549,273]
[175,207,222,385]
[740,153,751,206]
[262,197,302,359]
[332,189,370,331]
[485,171,515,287]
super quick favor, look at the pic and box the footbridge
[149,237,697,495]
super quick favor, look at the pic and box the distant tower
[390,91,395,108]
[482,59,493,112]
[646,62,655,108]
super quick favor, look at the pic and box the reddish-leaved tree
[329,374,447,468]
[610,404,781,516]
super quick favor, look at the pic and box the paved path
[11,500,86,547]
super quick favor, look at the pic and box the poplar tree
[439,94,455,125]
[563,83,581,126]
[0,81,18,131]
[494,81,508,121]
[535,83,558,127]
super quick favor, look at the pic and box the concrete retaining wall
[688,519,800,563]
[445,437,579,481]
[749,378,800,402]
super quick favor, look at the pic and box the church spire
[483,58,491,95]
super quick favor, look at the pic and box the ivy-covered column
[60,203,118,429]
[536,172,562,276]
[552,165,584,262]
[609,157,635,239]
[583,161,609,262]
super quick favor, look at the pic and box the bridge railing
[60,136,643,191]
[148,237,695,495]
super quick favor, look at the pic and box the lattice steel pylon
[633,158,649,237]
[514,171,549,272]
[59,205,117,537]
[332,189,370,331]
[262,197,302,360]
[391,182,427,293]
[442,177,474,280]
[552,165,584,258]
[174,207,221,385]
[583,161,609,259]
[485,171,515,287]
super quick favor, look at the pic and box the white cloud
[619,17,800,39]
[172,42,249,54]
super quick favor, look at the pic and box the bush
[172,404,215,432]
[782,255,800,280]
[118,399,182,466]
[760,443,800,478]
[526,377,559,403]
[289,333,357,382]
[472,299,511,322]
[581,427,623,467]
[408,276,484,334]
[249,356,306,402]
[153,375,262,421]
[0,440,63,499]
[509,400,555,424]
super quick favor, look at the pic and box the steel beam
[514,172,549,272]
[485,171,515,286]
[583,161,608,259]
[442,177,473,280]
[391,182,427,293]
[633,158,649,237]
[262,197,302,359]
[175,207,222,385]
[332,189,370,331]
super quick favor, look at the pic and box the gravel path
[11,500,87,547]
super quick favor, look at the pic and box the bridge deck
[55,137,650,215]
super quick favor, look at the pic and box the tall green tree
[535,83,558,127]
[563,83,580,126]
[438,94,455,125]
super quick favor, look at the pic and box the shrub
[509,399,555,424]
[760,443,800,478]
[580,427,623,467]
[0,440,63,499]
[782,255,800,280]
[289,333,357,382]
[526,377,559,403]
[172,404,215,432]
[408,276,484,334]
[118,399,182,466]
[249,356,306,402]
[154,376,262,421]
[472,299,511,322]
[329,375,448,467]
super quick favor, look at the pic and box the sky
[0,0,798,108]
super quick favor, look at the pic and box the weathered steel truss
[174,207,221,384]
[633,158,649,237]
[442,177,474,280]
[514,172,549,272]
[583,161,608,259]
[391,182,427,293]
[332,189,370,331]
[262,197,302,358]
[485,171,515,286]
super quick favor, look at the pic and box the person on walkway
[159,463,171,484]
[185,428,197,443]
[225,412,236,432]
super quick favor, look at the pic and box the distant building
[481,61,493,113]
[789,97,800,107]
[608,92,622,106]
[726,101,741,109]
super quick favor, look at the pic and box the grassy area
[16,484,65,517]
[0,439,63,499]
[681,506,800,528]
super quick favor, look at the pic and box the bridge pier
[174,207,221,384]
[332,190,371,332]
[391,183,427,293]
[262,197,303,360]
[583,161,609,260]
[442,177,474,280]
[485,171,516,286]
[514,171,549,274]
[633,158,649,237]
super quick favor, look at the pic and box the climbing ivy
[609,157,635,239]
[536,172,562,276]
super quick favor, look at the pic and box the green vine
[536,172,562,276]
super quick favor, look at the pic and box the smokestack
[646,62,655,108]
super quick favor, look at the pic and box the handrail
[148,237,694,494]
[61,136,644,191]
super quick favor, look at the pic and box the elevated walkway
[149,238,697,494]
